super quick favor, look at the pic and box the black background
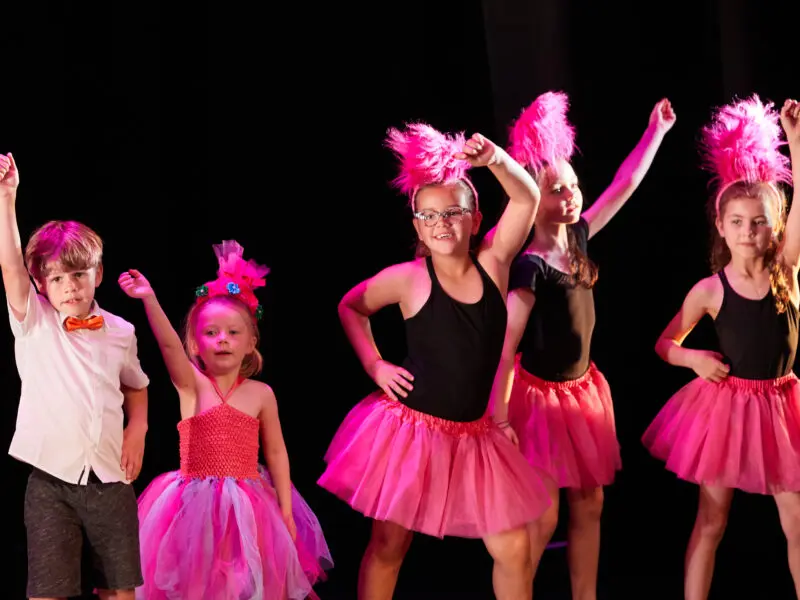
[1,1,796,598]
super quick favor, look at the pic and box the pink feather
[197,240,269,317]
[213,240,270,290]
[508,91,576,173]
[700,94,792,189]
[385,123,471,197]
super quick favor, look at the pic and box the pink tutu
[508,360,621,489]
[136,465,333,600]
[642,373,800,495]
[317,392,551,539]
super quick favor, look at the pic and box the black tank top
[509,218,595,381]
[714,269,799,379]
[400,255,508,422]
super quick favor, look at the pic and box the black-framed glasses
[413,207,472,227]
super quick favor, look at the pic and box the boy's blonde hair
[25,220,103,283]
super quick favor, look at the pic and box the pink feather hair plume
[508,91,577,174]
[194,240,270,321]
[385,122,476,208]
[700,94,792,210]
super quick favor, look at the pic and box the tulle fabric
[318,392,551,539]
[642,373,800,495]
[136,465,332,600]
[508,360,621,489]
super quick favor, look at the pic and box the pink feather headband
[508,91,577,174]
[700,94,792,214]
[385,122,479,211]
[194,240,270,321]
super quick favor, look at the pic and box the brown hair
[413,180,479,258]
[183,296,263,378]
[566,225,598,288]
[708,181,790,313]
[533,165,598,289]
[24,220,103,283]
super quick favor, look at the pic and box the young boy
[0,153,149,600]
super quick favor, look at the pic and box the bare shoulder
[354,259,422,300]
[360,258,430,316]
[689,274,722,300]
[230,379,276,422]
[246,379,277,402]
[373,259,424,284]
[405,257,430,280]
[685,274,723,316]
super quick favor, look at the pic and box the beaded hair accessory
[194,240,269,320]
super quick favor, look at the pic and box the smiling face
[412,181,481,257]
[535,158,583,225]
[187,297,257,376]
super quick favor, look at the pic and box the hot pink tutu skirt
[642,373,800,495]
[317,392,551,539]
[508,360,621,489]
[136,465,333,600]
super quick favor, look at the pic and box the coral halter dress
[136,378,332,600]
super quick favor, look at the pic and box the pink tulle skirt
[508,360,621,489]
[317,392,551,539]
[136,465,333,600]
[642,373,800,495]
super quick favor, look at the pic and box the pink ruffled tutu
[318,392,551,539]
[136,403,332,600]
[508,360,621,489]
[642,373,800,495]
[136,465,332,600]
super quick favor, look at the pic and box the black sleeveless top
[400,255,508,422]
[509,218,595,381]
[714,269,799,379]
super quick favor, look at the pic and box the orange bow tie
[64,315,104,332]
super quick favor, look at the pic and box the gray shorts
[24,468,142,598]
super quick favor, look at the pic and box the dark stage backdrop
[1,1,795,598]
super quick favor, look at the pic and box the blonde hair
[25,220,103,283]
[183,296,263,378]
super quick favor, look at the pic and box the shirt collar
[59,300,105,329]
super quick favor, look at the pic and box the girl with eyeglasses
[318,122,550,600]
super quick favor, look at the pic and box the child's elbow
[337,297,349,317]
[654,338,670,361]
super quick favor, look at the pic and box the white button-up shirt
[7,282,150,485]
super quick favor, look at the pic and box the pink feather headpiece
[385,122,478,210]
[194,240,270,321]
[508,91,577,174]
[700,94,792,213]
